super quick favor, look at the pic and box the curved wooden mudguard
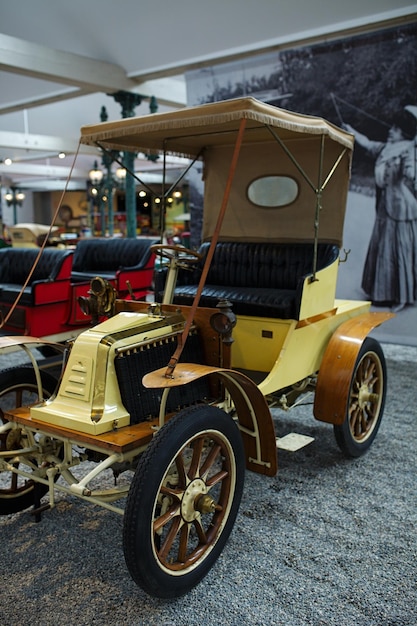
[143,364,277,476]
[313,312,395,425]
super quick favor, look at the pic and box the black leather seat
[0,248,73,305]
[162,241,339,319]
[71,237,159,283]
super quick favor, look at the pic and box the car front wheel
[123,404,245,598]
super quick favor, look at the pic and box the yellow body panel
[231,317,295,372]
[231,300,371,396]
[31,311,184,435]
[298,257,339,320]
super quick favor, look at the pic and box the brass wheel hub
[180,478,215,523]
[358,383,379,409]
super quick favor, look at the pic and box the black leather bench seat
[0,283,33,305]
[173,284,298,318]
[0,248,73,305]
[164,241,339,319]
[71,237,159,283]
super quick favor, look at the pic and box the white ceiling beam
[134,78,187,108]
[12,179,86,191]
[0,33,136,92]
[0,162,87,178]
[0,130,98,154]
[0,81,185,114]
[0,81,186,115]
[0,87,91,115]
[0,79,187,115]
[0,34,186,111]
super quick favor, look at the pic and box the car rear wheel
[0,366,58,515]
[123,404,245,598]
[333,338,387,458]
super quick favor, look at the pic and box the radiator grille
[115,331,211,424]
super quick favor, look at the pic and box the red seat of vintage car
[71,236,159,298]
[0,247,74,305]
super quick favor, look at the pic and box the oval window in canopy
[247,175,298,208]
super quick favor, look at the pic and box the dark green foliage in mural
[284,24,417,131]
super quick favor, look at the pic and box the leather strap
[165,118,247,378]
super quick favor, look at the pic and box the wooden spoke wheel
[0,367,58,515]
[123,405,245,598]
[334,338,387,457]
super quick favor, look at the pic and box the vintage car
[0,235,158,340]
[0,97,393,598]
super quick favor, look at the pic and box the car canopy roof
[80,97,354,246]
[80,96,353,157]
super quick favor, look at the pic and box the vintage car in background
[8,223,62,248]
[0,97,393,598]
[0,235,158,339]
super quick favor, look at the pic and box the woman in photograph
[344,108,417,312]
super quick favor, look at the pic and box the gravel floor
[0,342,416,626]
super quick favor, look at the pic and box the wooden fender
[313,312,394,425]
[143,364,277,476]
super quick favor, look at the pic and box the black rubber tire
[333,338,387,458]
[123,404,245,598]
[0,366,59,515]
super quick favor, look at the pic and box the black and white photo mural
[185,20,417,346]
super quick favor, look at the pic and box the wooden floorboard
[5,407,156,453]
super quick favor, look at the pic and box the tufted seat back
[0,248,73,285]
[199,242,338,290]
[167,241,339,319]
[72,237,158,275]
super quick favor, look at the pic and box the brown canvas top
[80,96,354,157]
[80,97,354,246]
